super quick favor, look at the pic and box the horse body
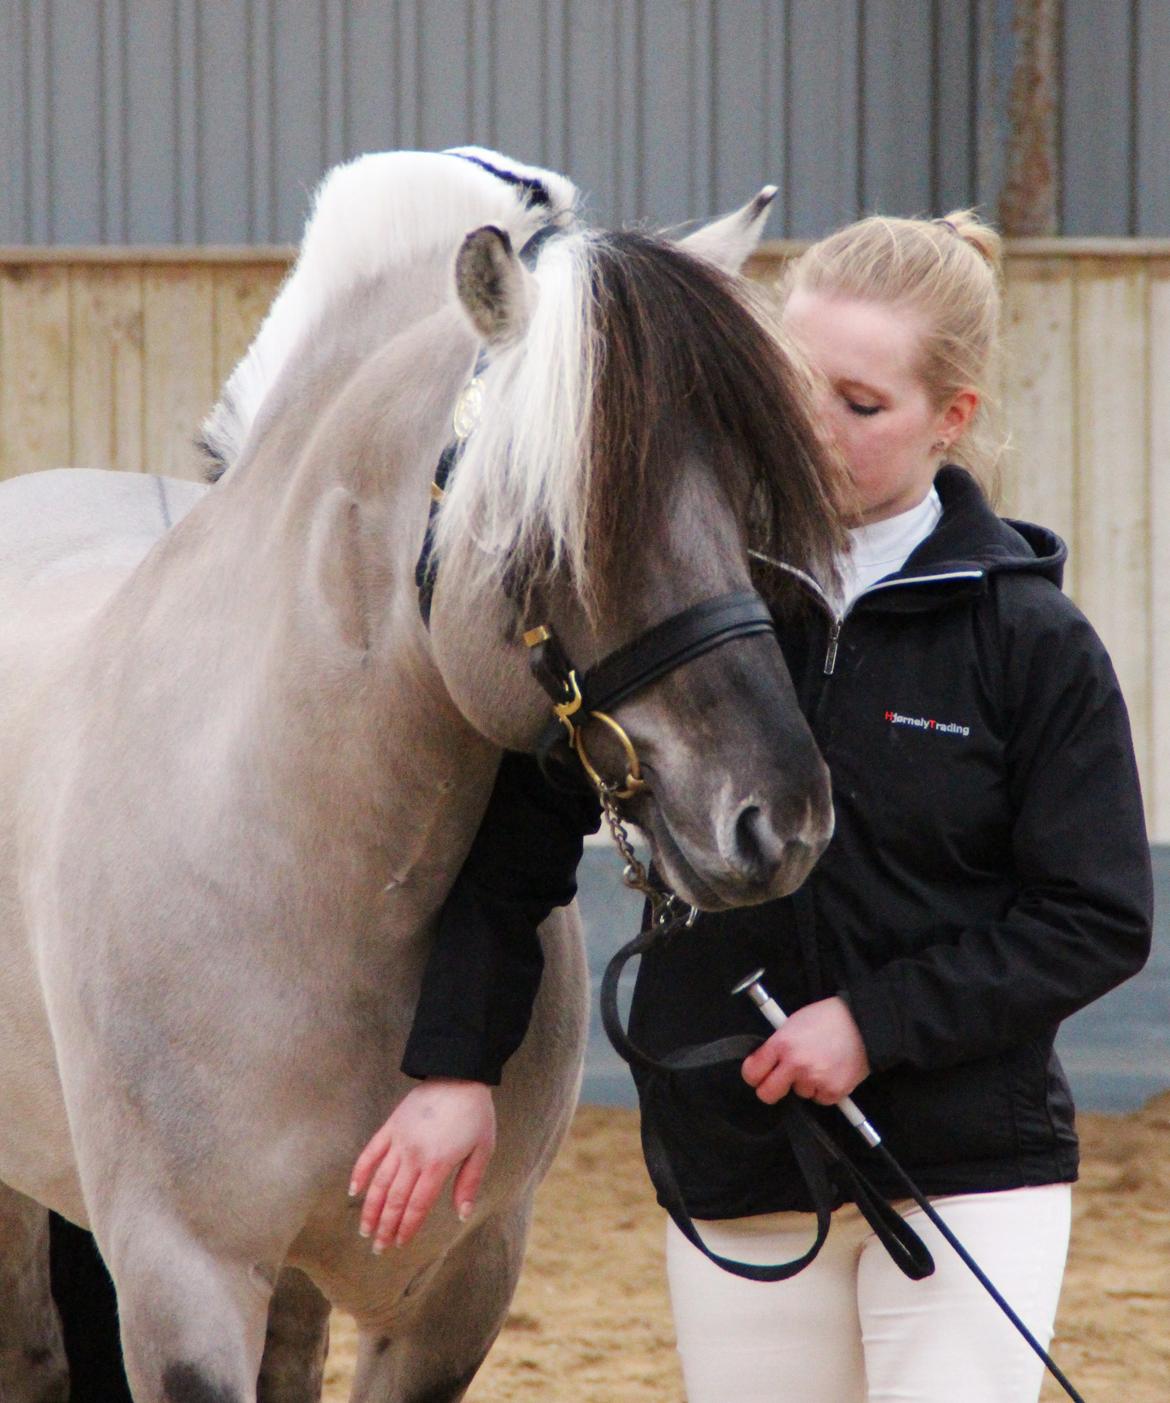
[0,148,840,1402]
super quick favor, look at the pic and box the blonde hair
[782,209,1006,501]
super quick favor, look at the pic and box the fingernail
[458,1202,473,1222]
[372,1239,385,1255]
[348,1182,359,1198]
[358,1224,371,1239]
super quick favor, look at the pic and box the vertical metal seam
[194,0,204,242]
[855,0,865,216]
[464,0,474,145]
[44,0,54,241]
[1129,0,1140,235]
[119,0,129,241]
[267,0,277,241]
[782,0,792,236]
[98,0,107,239]
[634,0,645,219]
[540,0,549,167]
[968,0,979,209]
[1055,0,1065,233]
[245,0,255,243]
[561,0,571,178]
[414,0,423,150]
[489,0,499,150]
[929,0,940,212]
[340,0,350,157]
[613,0,622,222]
[320,0,328,177]
[172,0,181,241]
[708,0,717,215]
[686,0,695,216]
[20,0,31,240]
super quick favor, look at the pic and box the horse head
[429,189,843,910]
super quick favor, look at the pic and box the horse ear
[455,225,535,345]
[678,186,777,275]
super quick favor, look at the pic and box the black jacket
[404,468,1153,1216]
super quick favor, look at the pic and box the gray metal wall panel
[125,0,178,242]
[0,2,19,241]
[200,0,252,244]
[1137,0,1170,234]
[933,0,978,214]
[273,3,329,240]
[787,0,861,238]
[345,3,398,158]
[1062,0,1135,236]
[2,0,1167,246]
[861,0,935,216]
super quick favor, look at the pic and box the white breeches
[666,1184,1072,1403]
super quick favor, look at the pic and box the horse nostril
[733,803,787,881]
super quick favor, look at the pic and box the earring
[932,439,948,454]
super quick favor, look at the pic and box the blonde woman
[354,212,1151,1403]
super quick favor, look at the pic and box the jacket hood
[902,466,1067,587]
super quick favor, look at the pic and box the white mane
[432,229,600,602]
[201,147,579,471]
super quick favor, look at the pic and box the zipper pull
[824,618,842,675]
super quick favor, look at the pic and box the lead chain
[597,786,698,932]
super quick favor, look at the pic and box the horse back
[0,468,206,605]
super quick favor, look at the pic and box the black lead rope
[600,926,934,1284]
[601,925,1087,1401]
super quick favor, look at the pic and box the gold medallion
[452,377,484,440]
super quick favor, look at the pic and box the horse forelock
[436,231,847,619]
[201,148,579,478]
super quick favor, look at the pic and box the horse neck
[159,297,499,902]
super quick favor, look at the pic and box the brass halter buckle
[523,626,647,801]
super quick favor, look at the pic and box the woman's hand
[741,996,870,1106]
[349,1079,496,1252]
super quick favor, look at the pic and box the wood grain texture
[0,264,71,478]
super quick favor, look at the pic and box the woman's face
[781,287,976,524]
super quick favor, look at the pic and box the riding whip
[733,969,1087,1403]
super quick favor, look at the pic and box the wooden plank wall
[0,244,1165,841]
[0,252,288,483]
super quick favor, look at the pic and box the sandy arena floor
[322,1094,1170,1401]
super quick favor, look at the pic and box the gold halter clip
[522,627,647,801]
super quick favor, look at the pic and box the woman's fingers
[358,1147,403,1239]
[452,1138,494,1221]
[389,1163,452,1249]
[349,1119,396,1198]
[371,1162,422,1252]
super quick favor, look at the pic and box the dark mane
[584,232,847,608]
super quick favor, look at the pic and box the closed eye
[846,400,881,417]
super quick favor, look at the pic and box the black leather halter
[525,591,776,791]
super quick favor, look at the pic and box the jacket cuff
[841,976,903,1074]
[400,1034,503,1087]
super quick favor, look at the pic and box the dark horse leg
[257,1268,331,1403]
[0,1185,70,1402]
[50,1220,330,1403]
[48,1214,133,1403]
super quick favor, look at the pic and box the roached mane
[435,229,847,616]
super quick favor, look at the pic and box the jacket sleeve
[844,588,1153,1073]
[400,752,600,1085]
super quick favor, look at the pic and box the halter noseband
[523,593,776,797]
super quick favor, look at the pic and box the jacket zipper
[749,553,986,677]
